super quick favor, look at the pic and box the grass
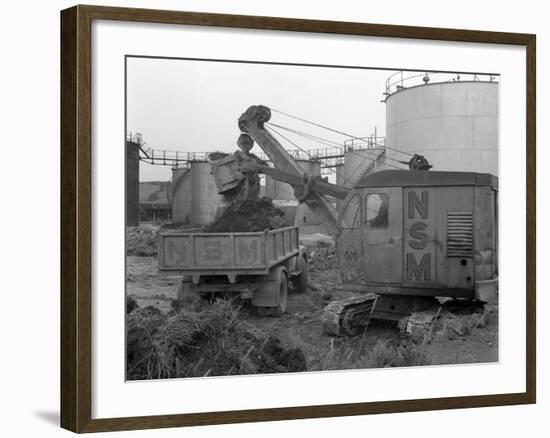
[320,338,431,371]
[126,298,307,380]
[126,299,244,380]
[319,303,498,371]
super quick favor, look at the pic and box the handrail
[127,132,385,171]
[384,71,499,99]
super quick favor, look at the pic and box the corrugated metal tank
[170,167,192,224]
[190,161,222,225]
[295,160,322,231]
[385,81,498,175]
[126,141,140,226]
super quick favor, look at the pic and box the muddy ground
[126,231,498,373]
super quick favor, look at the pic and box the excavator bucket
[210,150,263,209]
[210,153,245,196]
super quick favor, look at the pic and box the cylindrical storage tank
[295,160,323,232]
[126,141,140,226]
[273,200,298,226]
[190,161,222,225]
[385,81,498,175]
[170,167,192,224]
[265,175,294,200]
[343,147,386,187]
[335,163,346,211]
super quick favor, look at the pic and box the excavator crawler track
[321,293,378,336]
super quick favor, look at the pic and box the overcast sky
[127,57,394,182]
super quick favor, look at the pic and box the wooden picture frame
[60,4,536,433]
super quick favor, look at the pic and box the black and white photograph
[125,57,499,380]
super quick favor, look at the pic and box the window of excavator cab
[366,193,389,228]
[340,194,362,229]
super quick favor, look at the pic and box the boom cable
[265,124,348,184]
[266,122,345,149]
[267,122,408,168]
[267,124,404,173]
[265,125,404,190]
[271,108,414,157]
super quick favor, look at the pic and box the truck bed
[158,226,300,282]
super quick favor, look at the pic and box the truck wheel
[253,267,288,317]
[292,256,308,294]
[269,267,288,317]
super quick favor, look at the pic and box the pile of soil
[203,197,289,232]
[126,298,306,380]
[126,227,158,256]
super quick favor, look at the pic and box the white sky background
[126,57,392,182]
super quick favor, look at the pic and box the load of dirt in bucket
[208,151,230,161]
[126,298,306,380]
[203,197,289,233]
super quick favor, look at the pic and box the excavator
[211,105,499,336]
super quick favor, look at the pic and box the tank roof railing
[343,136,386,152]
[384,71,499,100]
[127,132,143,145]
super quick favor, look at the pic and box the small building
[139,181,171,223]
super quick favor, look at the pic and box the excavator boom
[238,105,348,236]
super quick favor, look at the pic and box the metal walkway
[127,132,387,176]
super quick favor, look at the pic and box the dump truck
[158,226,308,316]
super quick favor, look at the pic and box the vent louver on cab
[447,211,473,257]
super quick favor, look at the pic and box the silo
[343,147,386,188]
[335,163,346,211]
[190,161,222,225]
[385,81,498,175]
[265,175,294,200]
[126,141,140,226]
[170,167,192,224]
[295,160,323,232]
[273,200,298,226]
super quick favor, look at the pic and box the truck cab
[338,170,498,302]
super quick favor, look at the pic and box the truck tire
[255,266,288,317]
[292,256,308,294]
[269,267,288,317]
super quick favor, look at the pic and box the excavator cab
[337,170,498,303]
[338,185,402,286]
